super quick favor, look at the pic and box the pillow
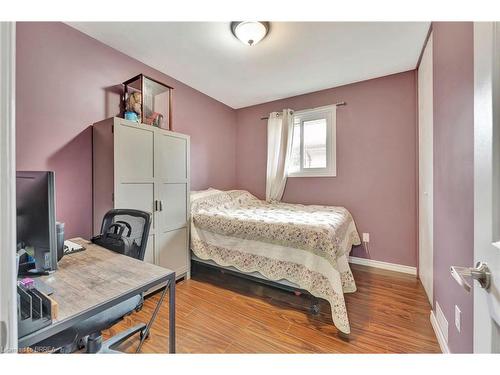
[190,189,230,212]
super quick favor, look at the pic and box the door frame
[0,21,17,353]
[418,31,434,305]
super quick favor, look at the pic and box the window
[288,105,336,177]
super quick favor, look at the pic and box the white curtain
[266,109,294,201]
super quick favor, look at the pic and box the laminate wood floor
[103,263,441,353]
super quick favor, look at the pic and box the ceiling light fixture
[230,21,270,46]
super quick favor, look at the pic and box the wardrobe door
[114,123,157,262]
[114,123,155,181]
[158,183,187,231]
[114,183,155,214]
[156,182,188,275]
[155,131,188,181]
[114,123,156,221]
[157,228,188,276]
[154,130,190,277]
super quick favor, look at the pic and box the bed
[189,189,361,334]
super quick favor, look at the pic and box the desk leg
[168,274,176,354]
[136,280,171,354]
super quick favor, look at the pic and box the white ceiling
[68,22,430,109]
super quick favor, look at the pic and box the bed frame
[191,254,321,314]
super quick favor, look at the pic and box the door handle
[154,200,164,212]
[450,262,491,292]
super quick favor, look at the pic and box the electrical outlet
[362,233,370,243]
[455,305,461,332]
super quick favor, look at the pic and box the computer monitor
[16,171,58,272]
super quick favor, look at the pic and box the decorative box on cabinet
[92,117,190,280]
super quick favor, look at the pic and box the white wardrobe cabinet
[93,117,190,280]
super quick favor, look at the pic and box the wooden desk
[17,238,176,353]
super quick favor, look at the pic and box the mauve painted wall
[16,22,237,239]
[235,71,417,266]
[432,22,474,353]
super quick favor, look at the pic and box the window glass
[302,119,327,168]
[287,106,335,177]
[289,122,301,173]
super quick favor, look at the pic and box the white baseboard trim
[430,310,450,353]
[348,256,417,275]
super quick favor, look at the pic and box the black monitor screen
[16,171,57,271]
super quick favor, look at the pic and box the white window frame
[288,104,337,178]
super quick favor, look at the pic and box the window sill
[288,173,336,178]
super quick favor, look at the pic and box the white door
[0,21,17,352]
[114,123,156,264]
[471,22,500,353]
[418,33,434,305]
[154,131,190,277]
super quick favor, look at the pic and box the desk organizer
[17,285,53,338]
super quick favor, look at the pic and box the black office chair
[37,209,152,353]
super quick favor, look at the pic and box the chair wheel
[310,304,320,315]
[140,330,150,340]
[77,336,87,350]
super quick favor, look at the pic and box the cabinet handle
[153,200,163,212]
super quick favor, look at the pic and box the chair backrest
[98,209,151,261]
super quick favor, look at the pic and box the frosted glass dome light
[231,22,270,46]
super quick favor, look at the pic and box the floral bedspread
[192,189,360,265]
[190,189,361,334]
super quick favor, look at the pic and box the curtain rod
[260,101,346,120]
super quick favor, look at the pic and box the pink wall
[235,71,418,266]
[16,22,237,239]
[432,22,474,353]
